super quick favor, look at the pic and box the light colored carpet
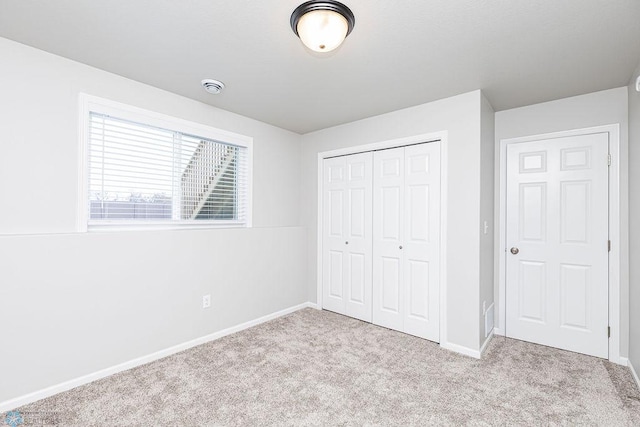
[9,308,640,426]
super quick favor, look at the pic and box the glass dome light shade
[296,9,349,52]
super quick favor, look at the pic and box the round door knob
[510,247,519,255]
[399,245,403,250]
[345,241,349,245]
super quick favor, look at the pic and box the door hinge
[608,240,611,252]
[608,326,611,338]
[607,154,612,166]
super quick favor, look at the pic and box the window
[80,95,252,230]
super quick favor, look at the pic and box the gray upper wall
[0,37,303,234]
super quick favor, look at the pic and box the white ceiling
[1,0,639,134]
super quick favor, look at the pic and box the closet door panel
[373,147,405,331]
[403,143,440,341]
[344,153,373,322]
[322,157,347,314]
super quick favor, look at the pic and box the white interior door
[505,132,609,358]
[373,143,440,341]
[322,152,373,321]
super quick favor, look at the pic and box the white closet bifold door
[373,143,440,341]
[322,152,373,322]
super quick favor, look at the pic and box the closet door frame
[317,131,449,343]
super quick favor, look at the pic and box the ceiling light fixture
[290,1,355,53]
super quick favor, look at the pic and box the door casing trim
[497,124,624,364]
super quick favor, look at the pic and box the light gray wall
[495,87,629,357]
[301,91,484,352]
[629,64,640,373]
[479,94,495,343]
[0,38,307,403]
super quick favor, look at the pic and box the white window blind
[87,112,249,226]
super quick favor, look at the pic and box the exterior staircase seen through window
[181,140,237,220]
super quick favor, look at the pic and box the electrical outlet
[202,294,211,309]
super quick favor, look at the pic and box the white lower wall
[0,227,307,403]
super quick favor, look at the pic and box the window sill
[84,221,249,233]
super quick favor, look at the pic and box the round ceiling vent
[201,79,225,95]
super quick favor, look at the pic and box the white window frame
[77,94,253,232]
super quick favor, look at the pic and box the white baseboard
[440,341,481,359]
[307,302,320,310]
[440,332,494,360]
[479,330,494,357]
[0,302,315,413]
[629,359,640,391]
[493,327,504,336]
